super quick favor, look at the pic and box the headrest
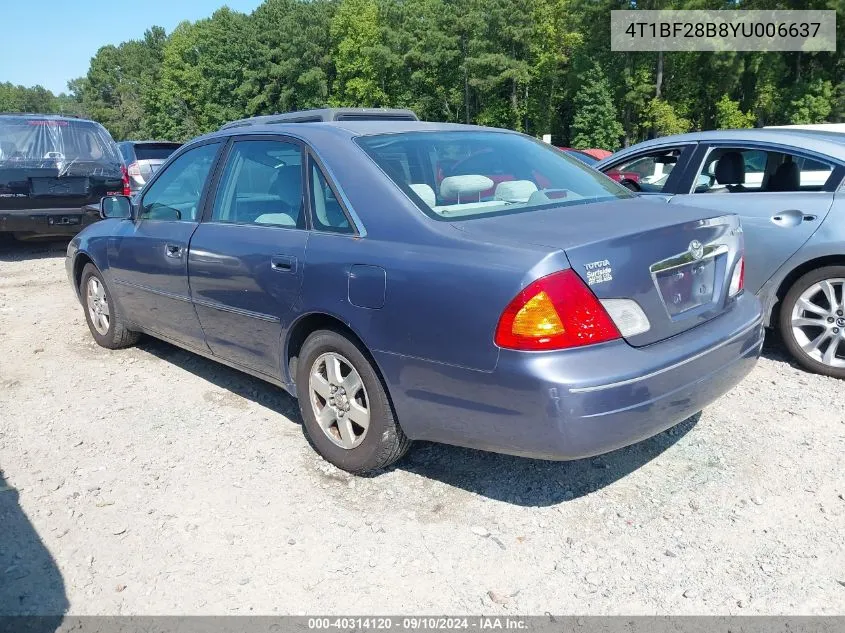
[494,180,538,203]
[409,183,436,207]
[254,213,296,226]
[715,152,745,185]
[768,161,800,192]
[440,175,494,200]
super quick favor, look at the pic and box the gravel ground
[1,239,843,616]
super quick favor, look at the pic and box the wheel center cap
[335,393,349,408]
[837,318,845,327]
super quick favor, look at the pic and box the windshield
[356,131,632,221]
[0,117,120,165]
[134,143,180,161]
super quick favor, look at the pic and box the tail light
[120,164,131,196]
[495,270,621,351]
[729,256,745,297]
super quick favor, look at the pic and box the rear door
[107,140,222,350]
[188,137,308,378]
[668,143,840,294]
[0,117,123,215]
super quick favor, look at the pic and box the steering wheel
[619,178,641,192]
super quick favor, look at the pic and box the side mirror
[100,195,133,220]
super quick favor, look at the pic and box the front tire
[296,329,410,474]
[80,263,140,349]
[779,265,845,379]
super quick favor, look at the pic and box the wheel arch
[72,251,96,299]
[769,254,845,328]
[284,312,390,399]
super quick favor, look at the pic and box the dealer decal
[584,259,613,285]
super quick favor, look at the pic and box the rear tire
[80,263,140,349]
[778,265,845,379]
[296,329,410,474]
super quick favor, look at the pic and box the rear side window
[134,144,181,161]
[694,147,835,193]
[309,158,353,234]
[0,117,120,164]
[211,140,304,228]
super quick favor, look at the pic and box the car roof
[200,120,512,143]
[119,140,181,146]
[606,128,845,160]
[0,112,94,123]
[220,108,419,129]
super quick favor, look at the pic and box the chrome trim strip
[568,317,763,394]
[112,278,192,303]
[192,297,280,323]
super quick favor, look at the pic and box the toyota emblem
[688,240,704,261]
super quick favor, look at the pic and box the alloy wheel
[308,352,370,449]
[790,278,845,369]
[86,276,110,336]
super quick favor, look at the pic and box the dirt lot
[1,239,843,616]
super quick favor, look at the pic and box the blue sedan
[66,121,763,473]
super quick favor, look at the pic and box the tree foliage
[2,0,841,145]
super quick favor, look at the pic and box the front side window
[211,140,304,227]
[356,131,632,221]
[603,147,687,193]
[139,142,220,221]
[694,147,835,194]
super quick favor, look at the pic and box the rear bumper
[377,291,764,460]
[0,207,100,236]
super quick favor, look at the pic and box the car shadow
[137,337,699,506]
[0,236,70,262]
[0,469,68,627]
[759,328,799,366]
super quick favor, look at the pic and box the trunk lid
[451,198,744,346]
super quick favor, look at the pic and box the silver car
[597,129,845,379]
[117,140,181,195]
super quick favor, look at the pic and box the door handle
[270,255,296,273]
[165,243,183,258]
[770,210,815,228]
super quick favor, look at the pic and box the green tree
[714,95,755,129]
[570,63,623,150]
[330,0,391,107]
[788,79,834,124]
[644,98,691,137]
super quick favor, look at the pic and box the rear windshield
[0,117,120,165]
[356,131,632,221]
[134,144,180,160]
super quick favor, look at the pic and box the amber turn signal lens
[511,291,565,339]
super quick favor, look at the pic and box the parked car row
[66,110,763,474]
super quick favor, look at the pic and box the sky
[1,0,265,95]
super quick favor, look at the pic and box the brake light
[729,256,745,297]
[120,164,131,196]
[495,270,621,350]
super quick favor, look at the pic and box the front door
[188,138,308,378]
[107,141,222,349]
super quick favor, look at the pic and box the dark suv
[0,114,126,240]
[117,141,181,195]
